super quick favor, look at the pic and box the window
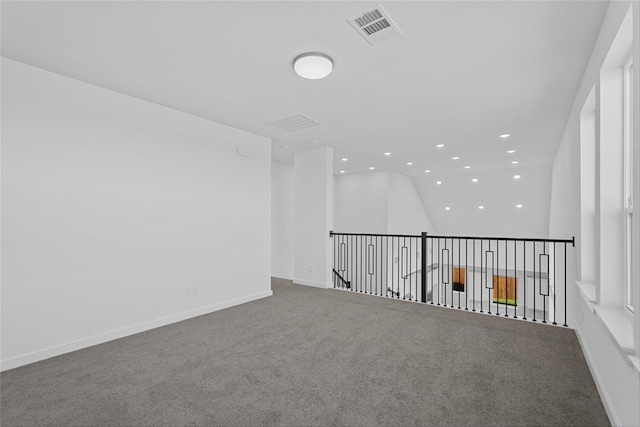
[453,267,465,292]
[493,275,517,306]
[623,56,634,312]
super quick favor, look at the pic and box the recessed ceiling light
[384,152,392,156]
[281,144,289,149]
[424,170,431,173]
[293,52,334,79]
[514,174,521,179]
[341,158,348,162]
[445,206,451,211]
[369,166,375,170]
[464,165,471,169]
[472,178,478,183]
[507,149,516,154]
[340,170,346,174]
[406,162,413,166]
[436,180,442,185]
[499,133,511,139]
[478,205,485,210]
[436,144,445,148]
[511,160,519,164]
[451,156,460,160]
[516,204,523,208]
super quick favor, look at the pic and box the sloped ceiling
[1,1,609,237]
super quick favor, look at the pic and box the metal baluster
[472,239,476,312]
[564,242,568,327]
[505,239,509,317]
[465,238,469,310]
[457,237,461,309]
[523,240,527,320]
[496,239,500,316]
[437,239,441,306]
[513,240,518,319]
[542,242,547,323]
[532,241,537,322]
[480,239,484,313]
[430,237,434,304]
[553,242,557,325]
[487,241,492,315]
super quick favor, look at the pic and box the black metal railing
[330,231,574,327]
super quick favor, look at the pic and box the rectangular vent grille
[362,18,390,35]
[349,5,401,46]
[354,9,383,27]
[266,113,320,132]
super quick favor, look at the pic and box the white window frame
[623,55,634,312]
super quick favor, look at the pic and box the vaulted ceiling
[1,1,609,237]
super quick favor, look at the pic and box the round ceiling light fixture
[293,52,334,79]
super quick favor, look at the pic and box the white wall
[388,172,435,235]
[271,161,294,280]
[1,58,272,370]
[293,147,333,288]
[334,171,435,235]
[548,2,639,426]
[334,171,388,234]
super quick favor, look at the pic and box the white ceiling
[1,1,609,237]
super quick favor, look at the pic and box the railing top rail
[330,231,421,238]
[330,231,574,246]
[425,234,574,245]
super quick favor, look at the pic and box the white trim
[0,290,273,372]
[576,280,597,312]
[594,305,635,354]
[574,325,619,427]
[293,279,331,289]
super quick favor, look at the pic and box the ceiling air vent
[266,113,320,132]
[348,5,402,46]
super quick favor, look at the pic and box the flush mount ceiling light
[293,53,334,79]
[499,133,511,139]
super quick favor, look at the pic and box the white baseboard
[574,324,619,427]
[0,290,273,372]
[293,278,331,289]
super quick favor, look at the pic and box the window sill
[576,280,596,312]
[594,305,635,356]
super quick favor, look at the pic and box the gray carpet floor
[1,278,610,426]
